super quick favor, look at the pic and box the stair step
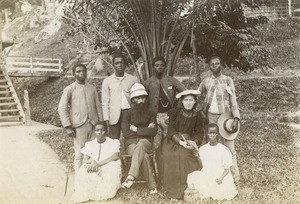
[0,96,14,100]
[0,121,23,127]
[0,91,13,94]
[0,102,17,106]
[0,69,25,124]
[0,109,20,113]
[0,115,22,120]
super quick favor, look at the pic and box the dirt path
[0,123,70,204]
[0,122,122,204]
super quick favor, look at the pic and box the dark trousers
[109,110,126,140]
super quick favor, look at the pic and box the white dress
[72,137,121,203]
[187,143,238,200]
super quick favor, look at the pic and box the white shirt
[121,89,131,110]
[81,137,120,162]
[115,76,131,110]
[208,89,220,114]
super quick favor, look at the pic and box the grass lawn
[37,116,300,204]
[31,74,300,204]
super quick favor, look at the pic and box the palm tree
[62,0,271,81]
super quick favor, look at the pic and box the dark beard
[134,102,149,121]
[136,102,147,112]
[154,70,164,79]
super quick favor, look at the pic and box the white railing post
[288,0,292,17]
[30,56,33,74]
[24,90,32,125]
[58,59,62,74]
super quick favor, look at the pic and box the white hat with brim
[217,112,240,140]
[176,90,200,99]
[130,83,148,101]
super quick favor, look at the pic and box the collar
[113,73,128,80]
[75,81,86,86]
[211,73,223,79]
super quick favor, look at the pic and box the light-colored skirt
[72,160,121,203]
[186,169,238,201]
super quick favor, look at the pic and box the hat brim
[217,112,240,140]
[130,92,148,102]
[176,90,200,99]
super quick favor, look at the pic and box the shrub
[253,18,300,44]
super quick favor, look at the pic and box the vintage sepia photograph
[0,0,300,203]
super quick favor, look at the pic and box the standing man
[198,56,241,183]
[121,83,158,194]
[144,56,186,147]
[58,64,102,172]
[102,51,138,139]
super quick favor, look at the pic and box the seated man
[121,83,158,194]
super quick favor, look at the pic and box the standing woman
[156,90,205,200]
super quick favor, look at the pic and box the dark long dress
[156,107,204,199]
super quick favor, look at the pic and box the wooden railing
[243,2,300,20]
[5,56,63,77]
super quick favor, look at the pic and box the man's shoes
[121,178,134,188]
[150,188,158,194]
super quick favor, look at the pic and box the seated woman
[156,89,204,200]
[72,121,121,203]
[186,123,238,201]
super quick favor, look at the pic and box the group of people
[58,52,241,203]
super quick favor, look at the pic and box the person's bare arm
[82,155,90,164]
[97,152,119,167]
[216,168,229,184]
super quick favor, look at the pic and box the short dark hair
[207,123,219,132]
[112,51,125,63]
[152,56,166,67]
[95,121,108,132]
[72,64,87,75]
[209,56,224,67]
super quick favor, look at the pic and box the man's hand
[129,124,137,132]
[231,118,239,133]
[65,127,76,138]
[148,122,155,128]
[164,117,169,125]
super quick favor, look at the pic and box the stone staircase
[0,67,25,126]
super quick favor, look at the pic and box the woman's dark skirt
[156,138,200,199]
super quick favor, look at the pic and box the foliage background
[2,1,300,203]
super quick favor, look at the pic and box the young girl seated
[72,121,121,203]
[186,123,238,201]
